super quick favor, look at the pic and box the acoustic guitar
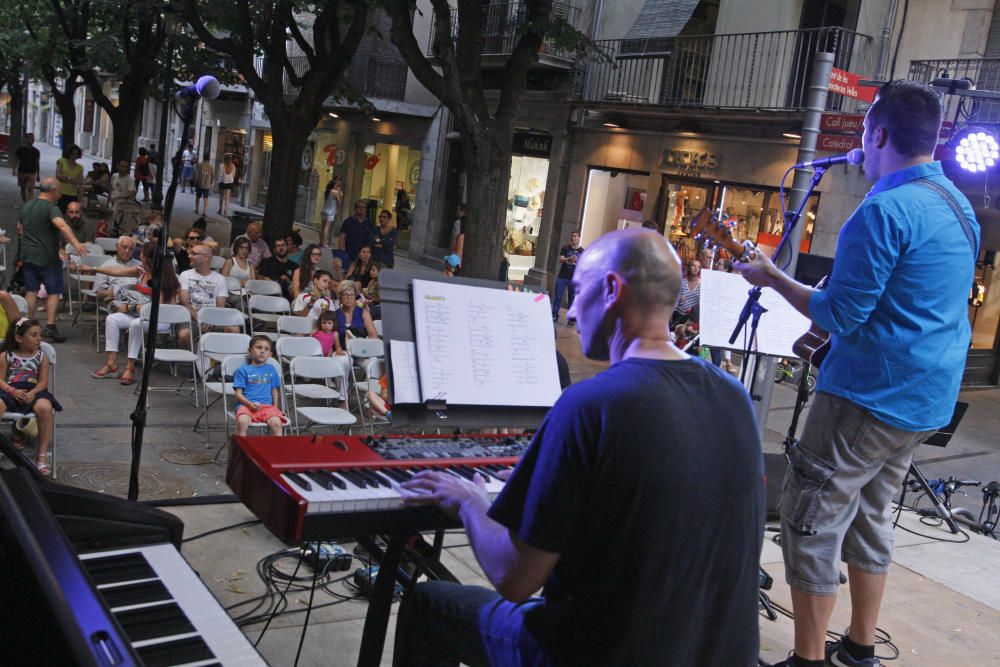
[791,276,829,367]
[690,209,830,367]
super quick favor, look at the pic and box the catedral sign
[662,149,719,177]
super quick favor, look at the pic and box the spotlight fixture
[952,128,999,173]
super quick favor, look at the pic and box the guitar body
[793,275,830,367]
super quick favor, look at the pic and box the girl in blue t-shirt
[233,336,286,436]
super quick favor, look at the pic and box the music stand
[901,401,969,534]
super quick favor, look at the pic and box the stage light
[953,128,999,173]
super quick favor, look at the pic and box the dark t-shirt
[258,256,298,297]
[557,244,584,280]
[339,215,374,261]
[20,199,64,268]
[372,227,398,267]
[489,357,764,666]
[15,145,40,174]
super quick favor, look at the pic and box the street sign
[820,113,864,133]
[818,134,862,152]
[828,68,877,103]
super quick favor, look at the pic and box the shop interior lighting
[371,116,382,122]
[782,132,802,139]
[328,112,339,118]
[603,121,621,128]
[952,128,999,173]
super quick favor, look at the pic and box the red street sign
[818,134,862,152]
[828,68,877,103]
[820,113,864,133]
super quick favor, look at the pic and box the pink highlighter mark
[534,294,545,302]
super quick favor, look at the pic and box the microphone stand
[127,95,195,501]
[728,165,828,406]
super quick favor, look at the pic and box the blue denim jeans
[551,278,574,318]
[393,581,549,667]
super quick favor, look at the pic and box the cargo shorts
[780,392,935,595]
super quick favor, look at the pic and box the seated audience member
[178,243,235,348]
[363,264,381,319]
[394,229,764,667]
[221,237,255,286]
[257,237,298,299]
[331,280,377,351]
[87,241,180,385]
[345,244,375,292]
[286,231,304,264]
[234,221,271,268]
[110,160,137,210]
[85,162,111,195]
[292,270,335,318]
[233,336,286,436]
[172,226,205,274]
[291,244,323,300]
[94,236,140,305]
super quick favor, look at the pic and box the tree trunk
[109,83,144,166]
[52,86,78,147]
[461,129,514,280]
[6,75,25,155]
[261,114,311,240]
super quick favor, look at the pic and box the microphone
[176,75,221,101]
[794,148,864,170]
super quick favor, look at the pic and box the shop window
[971,251,1000,350]
[503,155,550,281]
[358,142,421,250]
[580,168,651,248]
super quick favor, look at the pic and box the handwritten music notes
[411,279,561,407]
[699,270,811,358]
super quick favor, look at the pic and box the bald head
[38,177,60,200]
[578,229,682,315]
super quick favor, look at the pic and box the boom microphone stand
[127,76,220,501]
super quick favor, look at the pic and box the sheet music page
[411,279,561,407]
[699,270,812,357]
[389,340,422,404]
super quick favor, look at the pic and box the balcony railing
[909,58,1000,123]
[575,27,874,112]
[281,54,407,102]
[428,1,582,64]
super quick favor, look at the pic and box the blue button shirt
[808,162,979,431]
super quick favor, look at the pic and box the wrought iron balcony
[575,27,874,112]
[280,54,407,102]
[909,58,1000,123]
[428,1,582,67]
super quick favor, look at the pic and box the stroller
[111,198,146,237]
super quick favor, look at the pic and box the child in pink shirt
[311,310,338,356]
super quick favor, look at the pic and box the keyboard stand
[356,535,406,667]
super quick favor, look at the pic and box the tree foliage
[181,0,371,237]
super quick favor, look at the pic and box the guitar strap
[912,177,979,258]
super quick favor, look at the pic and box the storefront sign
[322,143,346,166]
[662,149,719,177]
[817,134,862,152]
[828,68,877,103]
[512,133,552,158]
[820,113,863,134]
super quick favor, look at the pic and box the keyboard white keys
[282,464,512,515]
[80,543,266,666]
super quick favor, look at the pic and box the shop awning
[622,0,699,53]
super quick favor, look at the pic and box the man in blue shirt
[736,80,978,667]
[551,230,584,323]
[338,200,374,263]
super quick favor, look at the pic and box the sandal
[35,452,51,476]
[119,370,135,386]
[92,364,119,379]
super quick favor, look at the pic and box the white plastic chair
[246,279,282,297]
[373,319,383,337]
[95,237,119,255]
[346,337,385,434]
[248,295,290,340]
[2,342,58,477]
[210,255,226,271]
[197,306,247,333]
[11,294,28,316]
[277,315,316,337]
[196,332,251,437]
[220,355,290,436]
[140,304,199,406]
[70,255,112,350]
[289,356,356,434]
